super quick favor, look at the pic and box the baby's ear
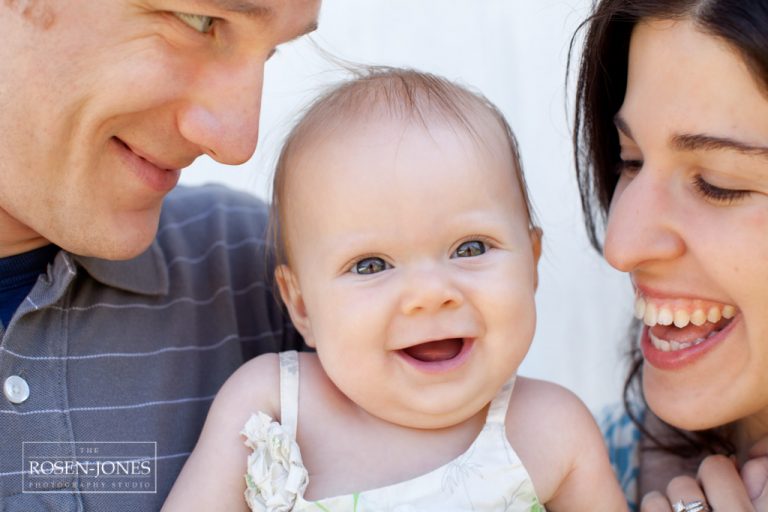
[275,265,315,347]
[530,227,543,289]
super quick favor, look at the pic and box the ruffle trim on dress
[242,411,309,512]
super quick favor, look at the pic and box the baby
[163,68,626,511]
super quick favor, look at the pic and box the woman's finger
[742,456,768,509]
[698,454,754,510]
[640,490,672,512]
[744,438,768,509]
[666,475,708,511]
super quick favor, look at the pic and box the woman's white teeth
[649,330,715,352]
[643,303,658,326]
[634,297,646,319]
[673,310,689,328]
[634,297,736,328]
[657,307,673,326]
[690,309,706,326]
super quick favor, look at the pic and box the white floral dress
[241,351,545,511]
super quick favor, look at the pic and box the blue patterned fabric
[599,403,644,512]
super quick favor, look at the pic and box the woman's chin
[644,383,729,432]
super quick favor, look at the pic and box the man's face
[0,0,319,258]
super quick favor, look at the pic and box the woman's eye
[453,240,487,258]
[174,13,215,34]
[617,159,642,176]
[352,257,390,275]
[693,175,751,204]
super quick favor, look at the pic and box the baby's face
[279,112,540,429]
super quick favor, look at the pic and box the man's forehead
[4,0,56,29]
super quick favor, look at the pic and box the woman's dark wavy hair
[572,0,768,458]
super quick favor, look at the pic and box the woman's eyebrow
[671,133,768,159]
[613,114,634,140]
[615,113,768,159]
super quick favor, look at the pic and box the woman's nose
[603,170,685,272]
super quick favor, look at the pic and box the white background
[180,1,636,412]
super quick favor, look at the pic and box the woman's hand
[640,453,768,511]
[743,439,768,507]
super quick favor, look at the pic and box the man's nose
[177,57,265,165]
[603,168,685,272]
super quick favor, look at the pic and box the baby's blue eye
[453,240,486,258]
[353,257,390,275]
[174,12,215,33]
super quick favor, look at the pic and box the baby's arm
[162,354,281,512]
[507,378,628,512]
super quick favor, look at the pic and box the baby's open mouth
[635,296,738,351]
[401,338,465,362]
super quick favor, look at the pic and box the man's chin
[94,240,155,261]
[57,221,160,261]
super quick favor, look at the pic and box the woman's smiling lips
[640,312,741,371]
[632,285,740,370]
[396,337,475,374]
[113,137,183,193]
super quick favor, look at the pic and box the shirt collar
[71,240,169,296]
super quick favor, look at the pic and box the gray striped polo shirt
[0,185,303,511]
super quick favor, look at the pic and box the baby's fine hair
[270,66,537,267]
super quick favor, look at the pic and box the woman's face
[605,18,768,432]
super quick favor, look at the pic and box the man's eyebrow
[205,0,273,18]
[672,133,768,159]
[201,0,318,40]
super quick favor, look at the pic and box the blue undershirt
[0,244,59,328]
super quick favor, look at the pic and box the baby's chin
[375,408,485,431]
[357,390,495,431]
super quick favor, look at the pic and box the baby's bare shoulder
[222,352,331,422]
[213,352,282,420]
[508,376,593,423]
[505,377,608,503]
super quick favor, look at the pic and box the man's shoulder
[151,185,273,281]
[161,184,267,226]
[158,184,269,246]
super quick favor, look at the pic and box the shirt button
[4,375,30,404]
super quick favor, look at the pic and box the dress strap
[485,376,516,425]
[279,350,300,439]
